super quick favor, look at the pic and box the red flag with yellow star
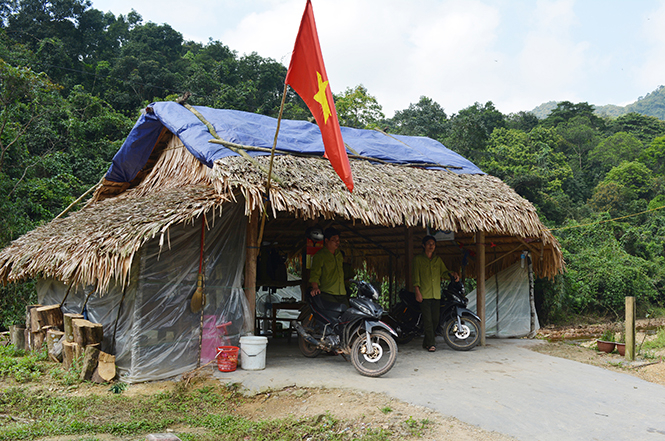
[285,0,354,192]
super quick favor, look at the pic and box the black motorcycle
[385,279,481,351]
[293,280,398,377]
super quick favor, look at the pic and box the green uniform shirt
[412,253,449,300]
[309,247,346,296]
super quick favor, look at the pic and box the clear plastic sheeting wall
[38,202,250,383]
[466,263,539,338]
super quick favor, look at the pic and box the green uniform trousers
[420,298,440,349]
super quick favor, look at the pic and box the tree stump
[32,327,49,351]
[72,319,103,348]
[62,341,82,369]
[64,313,84,343]
[25,304,42,330]
[46,330,65,363]
[80,345,101,381]
[92,351,116,383]
[24,328,32,351]
[9,326,26,349]
[34,305,63,332]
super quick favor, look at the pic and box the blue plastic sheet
[106,102,484,183]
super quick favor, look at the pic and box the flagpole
[257,82,289,248]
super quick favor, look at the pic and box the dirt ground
[25,319,665,440]
[533,319,665,387]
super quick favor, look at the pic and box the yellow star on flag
[313,71,332,123]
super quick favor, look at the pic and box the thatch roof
[0,131,564,292]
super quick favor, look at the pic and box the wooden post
[245,209,259,334]
[405,227,413,291]
[476,231,486,347]
[625,296,636,361]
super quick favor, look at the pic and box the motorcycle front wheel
[298,315,323,358]
[441,316,480,351]
[350,329,398,377]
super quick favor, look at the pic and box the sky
[89,0,665,118]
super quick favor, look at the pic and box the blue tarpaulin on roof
[105,101,484,183]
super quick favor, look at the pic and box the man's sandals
[427,346,436,352]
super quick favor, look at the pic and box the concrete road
[215,336,665,441]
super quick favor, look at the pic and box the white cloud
[90,0,664,116]
[637,0,665,90]
[516,0,589,105]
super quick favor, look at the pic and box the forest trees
[2,0,665,325]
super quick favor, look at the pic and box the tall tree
[388,96,447,139]
[334,84,384,129]
[441,101,505,164]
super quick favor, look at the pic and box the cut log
[46,330,65,363]
[64,313,84,343]
[62,341,84,369]
[0,331,9,347]
[92,351,116,383]
[72,319,103,348]
[32,328,48,351]
[80,345,101,381]
[25,304,42,331]
[24,328,32,351]
[62,341,76,369]
[9,326,26,349]
[34,305,63,331]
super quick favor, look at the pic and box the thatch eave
[0,132,564,291]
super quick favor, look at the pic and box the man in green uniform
[309,227,349,305]
[413,235,459,352]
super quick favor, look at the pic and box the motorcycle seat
[310,294,348,324]
[398,289,421,311]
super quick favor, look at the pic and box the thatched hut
[0,102,563,382]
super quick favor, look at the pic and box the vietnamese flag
[285,0,354,192]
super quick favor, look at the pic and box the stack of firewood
[9,304,116,383]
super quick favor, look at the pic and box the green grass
[641,327,665,350]
[0,345,48,383]
[0,348,402,441]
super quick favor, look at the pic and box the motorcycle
[385,279,481,351]
[292,280,398,377]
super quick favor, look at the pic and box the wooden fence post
[625,296,636,361]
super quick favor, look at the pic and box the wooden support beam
[245,210,259,334]
[476,231,486,347]
[405,227,413,291]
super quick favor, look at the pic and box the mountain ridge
[531,85,665,120]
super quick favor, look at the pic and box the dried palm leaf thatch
[0,185,228,292]
[0,131,564,290]
[213,154,554,240]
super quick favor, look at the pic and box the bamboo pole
[257,83,289,248]
[626,296,636,361]
[181,103,282,185]
[55,179,103,220]
[245,210,259,334]
[477,231,486,347]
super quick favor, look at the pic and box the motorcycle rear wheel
[383,316,414,344]
[442,316,480,351]
[350,329,398,377]
[298,315,323,358]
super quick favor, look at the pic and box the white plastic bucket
[239,336,268,370]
